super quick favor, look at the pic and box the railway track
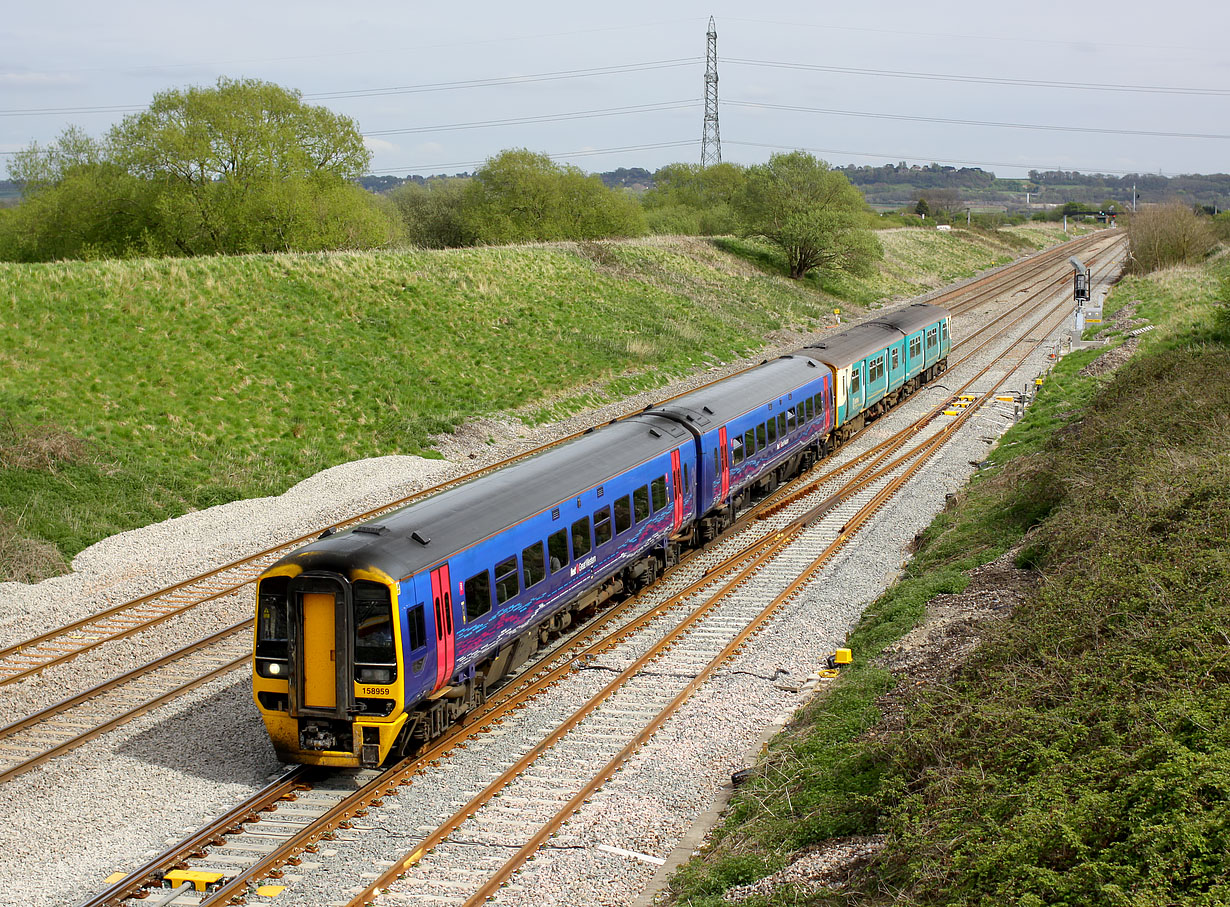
[80,235,1127,907]
[0,229,1109,693]
[0,234,1125,790]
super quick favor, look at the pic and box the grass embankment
[665,256,1230,906]
[2,227,1075,581]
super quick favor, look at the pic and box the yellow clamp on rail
[958,394,977,401]
[163,870,227,893]
[943,409,960,416]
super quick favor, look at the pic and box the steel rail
[14,236,1126,789]
[0,231,1110,688]
[86,243,1118,907]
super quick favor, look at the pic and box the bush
[1126,203,1217,273]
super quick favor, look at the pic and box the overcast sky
[2,1,1227,181]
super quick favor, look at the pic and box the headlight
[358,667,393,685]
[256,659,288,679]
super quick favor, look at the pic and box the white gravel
[0,235,1126,907]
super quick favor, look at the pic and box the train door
[429,563,455,692]
[670,449,684,531]
[289,572,353,719]
[718,427,730,501]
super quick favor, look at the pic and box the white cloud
[413,142,445,155]
[363,136,399,153]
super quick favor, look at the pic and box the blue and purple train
[253,303,950,766]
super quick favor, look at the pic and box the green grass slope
[662,255,1230,906]
[1,227,1078,581]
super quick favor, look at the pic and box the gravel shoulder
[0,237,1124,907]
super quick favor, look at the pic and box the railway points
[64,231,1126,905]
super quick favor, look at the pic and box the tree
[642,162,745,235]
[914,197,931,217]
[458,149,645,245]
[735,151,882,280]
[388,178,469,248]
[2,78,400,260]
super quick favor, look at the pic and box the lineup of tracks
[0,231,1123,907]
[42,231,1126,907]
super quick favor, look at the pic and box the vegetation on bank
[662,254,1230,905]
[0,226,1073,582]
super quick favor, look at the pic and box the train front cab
[253,566,409,768]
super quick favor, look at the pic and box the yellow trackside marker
[943,410,959,416]
[958,394,976,401]
[164,870,226,892]
[996,395,1015,402]
[1035,378,1045,385]
[104,874,127,885]
[256,886,286,898]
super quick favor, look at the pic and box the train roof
[800,303,949,369]
[801,322,901,369]
[273,413,689,581]
[648,355,826,431]
[874,302,949,334]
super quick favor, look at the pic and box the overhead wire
[726,99,1230,140]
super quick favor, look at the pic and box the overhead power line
[725,58,1230,97]
[0,59,701,118]
[363,100,699,137]
[726,99,1230,140]
[303,60,700,101]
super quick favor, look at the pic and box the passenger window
[731,434,743,464]
[651,476,667,512]
[777,413,787,437]
[614,495,632,533]
[465,570,492,620]
[744,428,755,455]
[494,557,519,605]
[594,506,612,546]
[766,418,777,444]
[408,603,427,651]
[572,517,592,558]
[804,398,813,422]
[523,542,545,588]
[851,368,862,394]
[787,409,796,431]
[756,423,766,449]
[549,528,569,573]
[634,485,650,522]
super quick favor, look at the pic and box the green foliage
[1,78,400,261]
[458,149,646,244]
[660,256,1230,907]
[1124,204,1217,274]
[642,162,746,235]
[387,179,470,248]
[735,151,882,280]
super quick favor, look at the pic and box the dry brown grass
[0,419,90,471]
[0,515,68,583]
